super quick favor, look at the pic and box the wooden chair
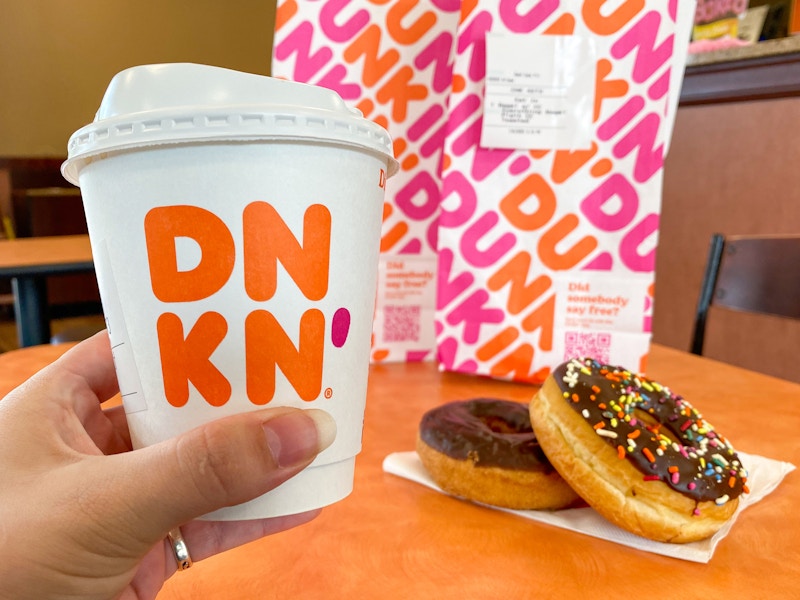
[690,233,800,355]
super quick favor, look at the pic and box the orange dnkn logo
[144,202,347,408]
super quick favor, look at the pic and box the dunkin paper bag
[272,0,461,363]
[436,1,695,381]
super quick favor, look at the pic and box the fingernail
[306,409,337,453]
[262,410,337,469]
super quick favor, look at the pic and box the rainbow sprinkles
[556,357,749,511]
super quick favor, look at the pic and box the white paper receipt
[481,33,596,150]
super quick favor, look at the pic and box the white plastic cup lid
[62,63,399,185]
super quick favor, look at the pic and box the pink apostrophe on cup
[331,307,351,348]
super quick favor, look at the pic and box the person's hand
[0,331,336,600]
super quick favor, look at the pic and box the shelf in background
[680,36,800,105]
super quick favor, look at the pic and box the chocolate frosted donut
[416,399,580,510]
[530,358,749,543]
[419,399,550,470]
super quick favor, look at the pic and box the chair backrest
[690,233,800,355]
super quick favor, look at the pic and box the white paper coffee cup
[63,63,398,520]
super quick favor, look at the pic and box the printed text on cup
[144,202,351,408]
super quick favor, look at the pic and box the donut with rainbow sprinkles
[530,357,749,543]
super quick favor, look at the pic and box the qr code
[383,305,421,343]
[563,332,611,363]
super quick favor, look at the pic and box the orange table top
[0,234,93,276]
[1,343,798,598]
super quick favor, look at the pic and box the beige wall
[0,0,277,157]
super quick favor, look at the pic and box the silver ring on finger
[167,527,193,571]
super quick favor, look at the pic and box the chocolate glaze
[419,398,555,472]
[554,358,748,504]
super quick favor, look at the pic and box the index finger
[0,330,122,452]
[55,330,120,403]
[2,330,119,409]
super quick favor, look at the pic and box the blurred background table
[0,234,95,347]
[0,343,797,599]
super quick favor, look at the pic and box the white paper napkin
[382,451,794,563]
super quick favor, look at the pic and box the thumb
[102,407,336,544]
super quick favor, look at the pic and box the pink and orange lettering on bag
[271,1,695,383]
[272,0,462,363]
[435,0,694,383]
